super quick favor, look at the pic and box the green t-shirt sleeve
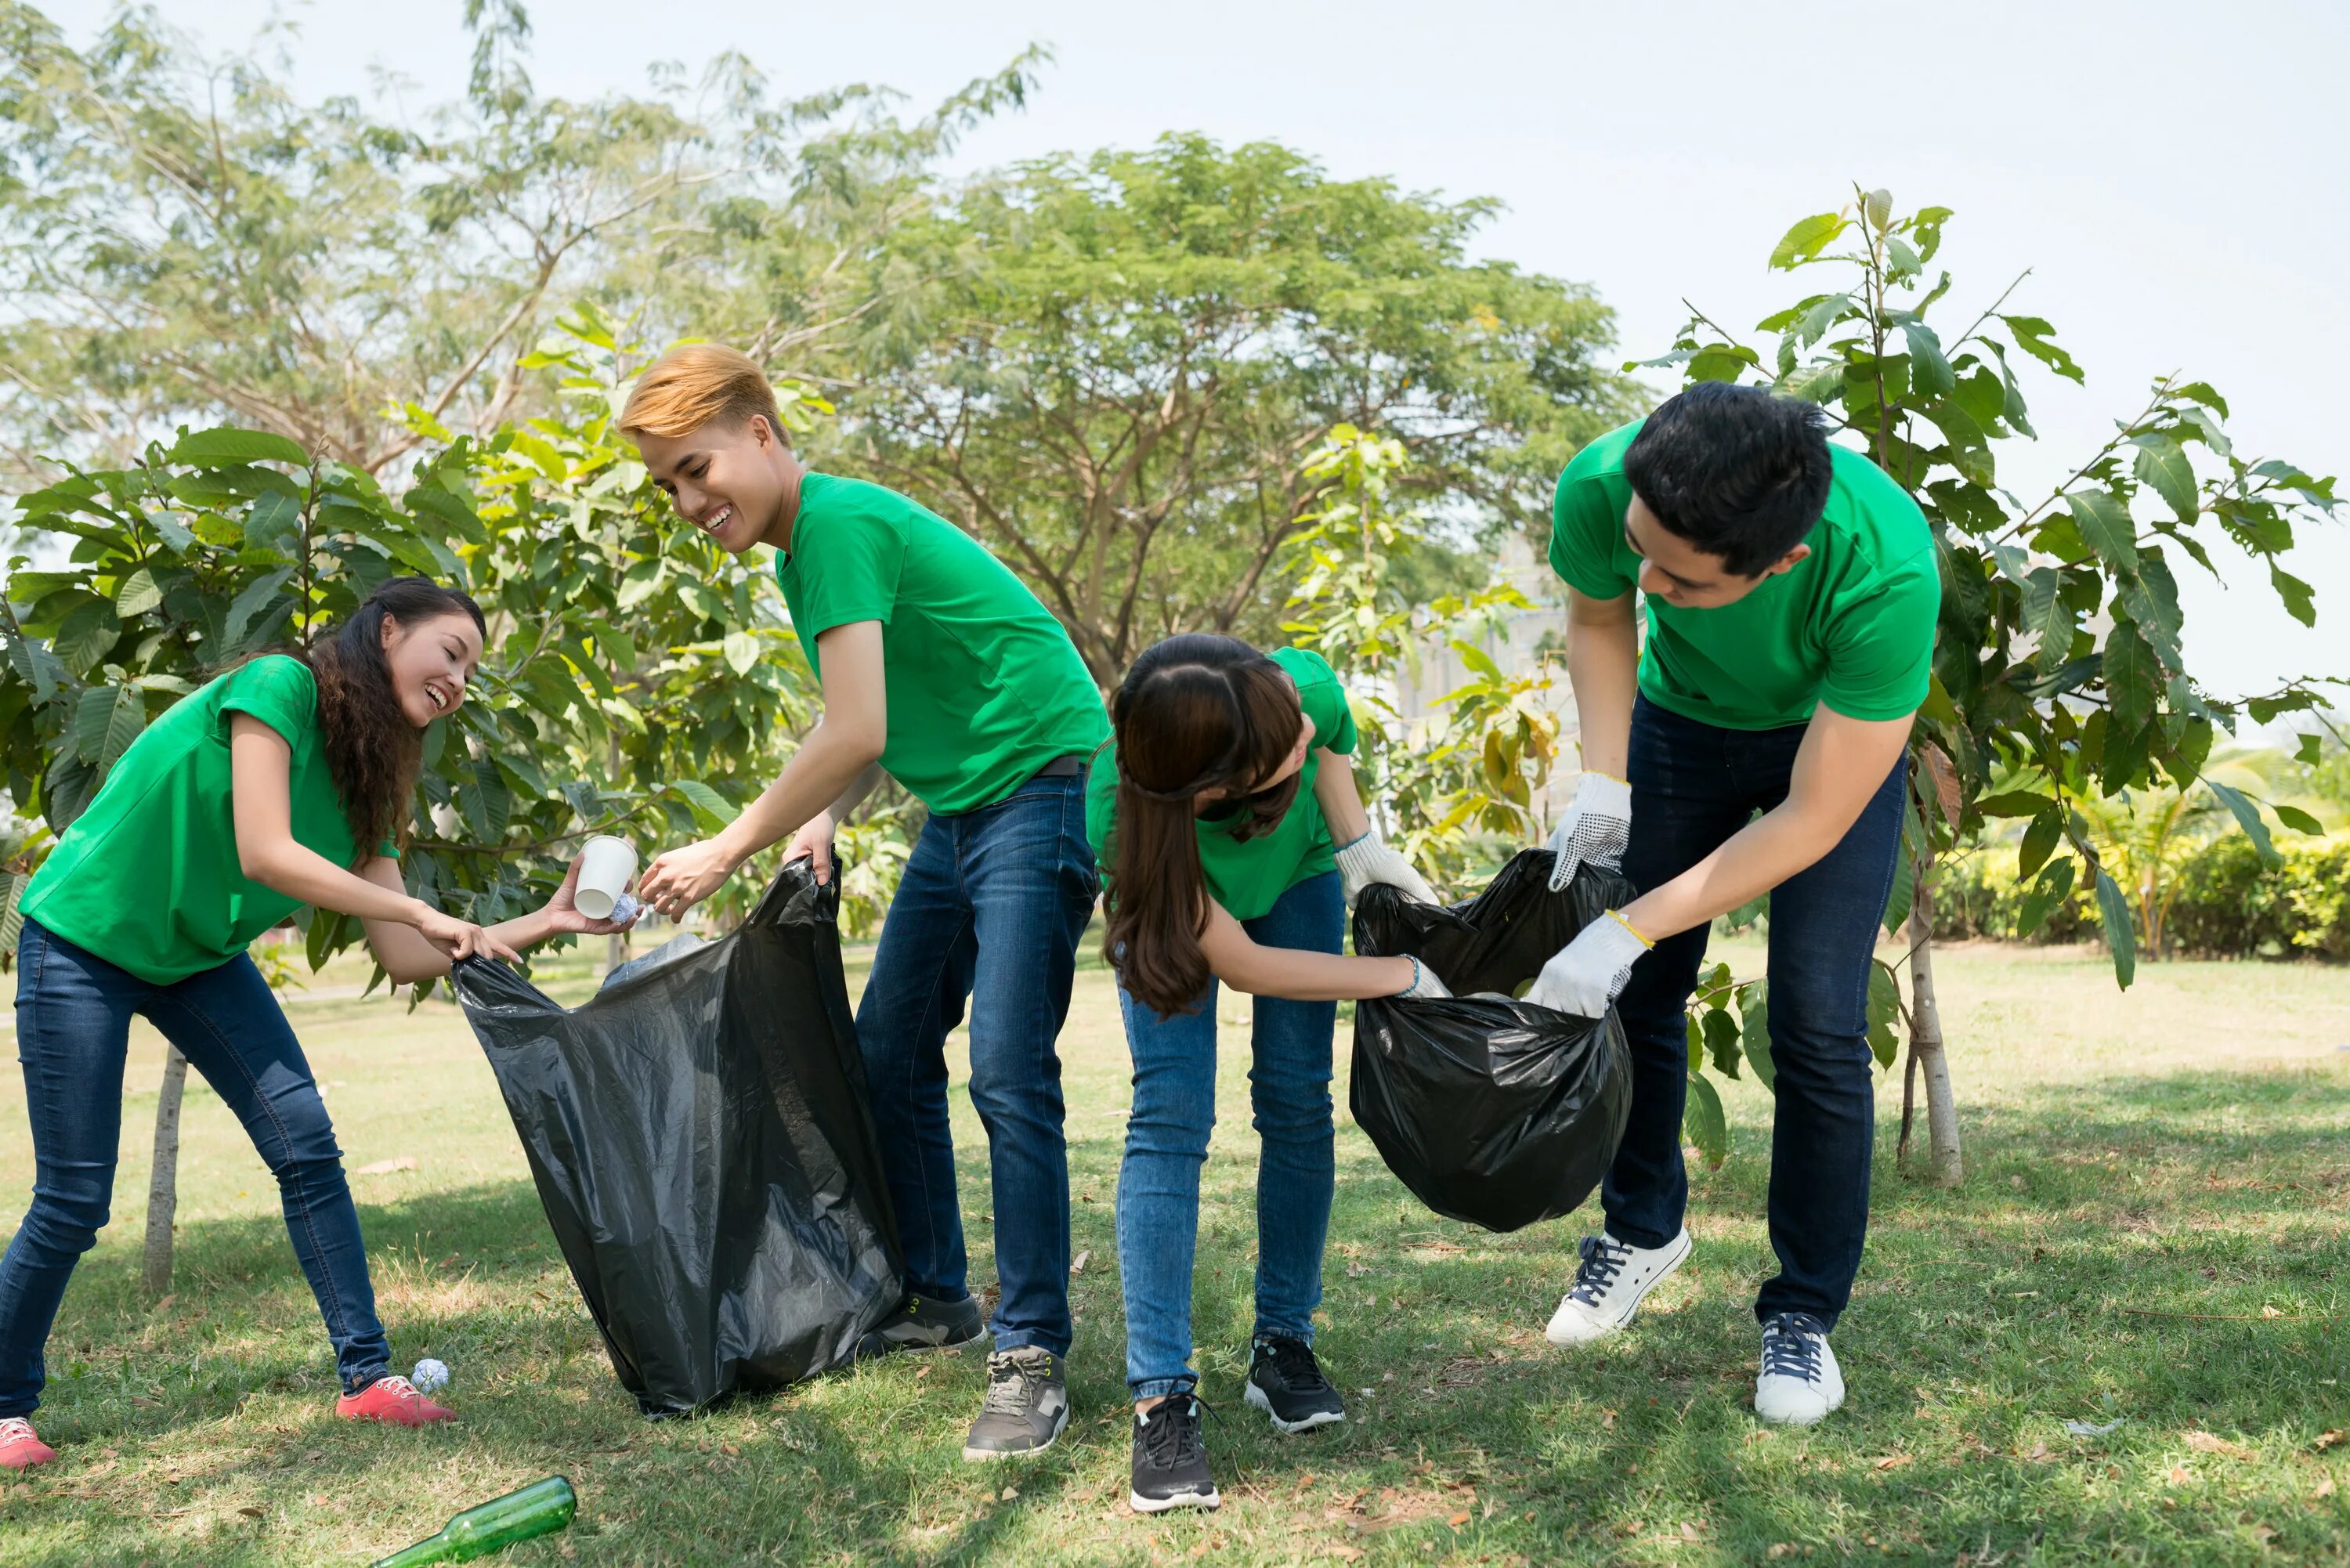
[1083,744,1118,860]
[1274,647,1357,757]
[1547,463,1639,602]
[790,505,903,640]
[218,656,318,749]
[1817,551,1941,721]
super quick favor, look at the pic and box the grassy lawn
[0,932,2346,1566]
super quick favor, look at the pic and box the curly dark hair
[303,577,485,853]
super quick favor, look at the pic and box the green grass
[1,934,2346,1565]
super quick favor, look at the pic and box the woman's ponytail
[1101,634,1304,1019]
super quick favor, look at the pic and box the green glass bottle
[370,1476,577,1566]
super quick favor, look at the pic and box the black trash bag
[452,859,903,1416]
[1350,849,1636,1233]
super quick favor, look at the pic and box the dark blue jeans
[1115,871,1342,1398]
[1606,695,1908,1328]
[855,771,1097,1358]
[0,920,391,1416]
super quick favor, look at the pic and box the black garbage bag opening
[452,858,903,1416]
[1350,849,1637,1233]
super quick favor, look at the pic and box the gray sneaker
[856,1292,988,1360]
[961,1346,1070,1461]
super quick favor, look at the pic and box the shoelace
[1256,1335,1333,1395]
[980,1350,1051,1417]
[0,1417,38,1444]
[1760,1313,1828,1383]
[367,1375,423,1400]
[1567,1234,1632,1306]
[1139,1395,1213,1469]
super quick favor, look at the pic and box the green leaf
[2000,315,2084,384]
[2064,491,2137,574]
[2274,803,2323,835]
[2019,810,2063,879]
[2205,779,2280,870]
[2294,732,2325,767]
[1770,212,1848,270]
[222,567,296,653]
[461,755,512,844]
[405,485,490,545]
[4,632,67,703]
[2021,568,2075,676]
[1795,293,1851,347]
[722,631,761,677]
[2131,435,2199,522]
[1976,790,2055,818]
[113,567,163,619]
[51,601,119,674]
[1686,1013,1705,1074]
[1881,845,1915,937]
[2092,866,2136,988]
[1900,320,1955,396]
[2015,858,2075,938]
[2102,626,2159,739]
[1682,1070,1728,1170]
[667,779,740,828]
[1701,1006,1742,1079]
[168,427,311,468]
[2269,565,2316,628]
[1921,402,1992,486]
[73,683,145,771]
[1740,982,1774,1093]
[2173,381,2230,419]
[1865,963,1900,1068]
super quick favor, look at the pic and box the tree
[0,305,853,1288]
[1644,189,2337,1183]
[841,135,1638,681]
[1279,425,1563,891]
[0,1,1042,484]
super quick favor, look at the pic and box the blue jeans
[1115,872,1342,1398]
[855,771,1097,1358]
[0,920,391,1416]
[1606,695,1908,1329]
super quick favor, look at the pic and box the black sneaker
[855,1292,987,1360]
[1244,1334,1346,1433]
[961,1346,1070,1461]
[1130,1395,1220,1513]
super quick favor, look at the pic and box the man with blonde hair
[624,344,1109,1462]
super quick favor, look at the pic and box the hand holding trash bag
[1524,909,1651,1017]
[1333,828,1440,909]
[1544,771,1632,891]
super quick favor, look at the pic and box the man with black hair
[1524,382,1939,1425]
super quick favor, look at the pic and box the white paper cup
[575,835,638,921]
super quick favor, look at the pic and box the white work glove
[1334,829,1439,908]
[1394,956,1452,1001]
[1546,771,1633,892]
[1524,910,1651,1018]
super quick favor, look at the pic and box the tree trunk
[142,1045,190,1298]
[1904,869,1963,1187]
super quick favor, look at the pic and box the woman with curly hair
[0,576,631,1469]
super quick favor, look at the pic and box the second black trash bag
[1350,849,1636,1233]
[452,859,903,1417]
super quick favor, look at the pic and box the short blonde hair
[619,344,788,442]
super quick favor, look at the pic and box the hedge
[1931,834,2349,960]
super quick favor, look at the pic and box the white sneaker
[1754,1313,1844,1425]
[1542,1228,1693,1346]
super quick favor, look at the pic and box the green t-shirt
[772,473,1109,815]
[20,656,378,985]
[1549,420,1940,731]
[1085,646,1358,922]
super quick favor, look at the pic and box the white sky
[51,1,2350,702]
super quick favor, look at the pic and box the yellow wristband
[1604,909,1654,948]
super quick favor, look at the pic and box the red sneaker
[335,1375,457,1427]
[0,1415,56,1470]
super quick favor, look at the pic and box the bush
[1933,835,2350,959]
[2167,834,2350,960]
